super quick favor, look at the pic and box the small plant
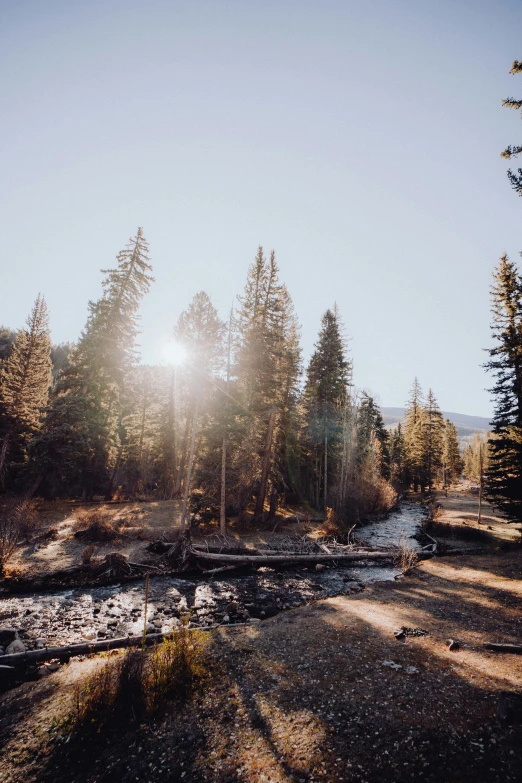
[81,544,97,565]
[0,499,39,573]
[395,534,418,574]
[319,507,341,537]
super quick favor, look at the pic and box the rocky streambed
[0,504,427,659]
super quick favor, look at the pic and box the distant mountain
[380,407,491,447]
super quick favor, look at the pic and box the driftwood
[1,623,253,669]
[190,549,395,565]
[484,643,522,654]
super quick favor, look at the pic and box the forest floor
[1,489,521,782]
[5,498,324,582]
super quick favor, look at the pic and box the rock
[315,564,326,572]
[6,639,26,655]
[0,628,18,647]
[146,623,155,634]
[447,639,460,651]
[226,601,239,614]
[222,614,230,624]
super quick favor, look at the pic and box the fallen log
[1,623,253,668]
[190,549,396,565]
[484,643,522,654]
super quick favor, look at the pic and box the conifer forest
[1,7,522,783]
[0,234,467,521]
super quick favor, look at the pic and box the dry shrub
[394,534,418,574]
[81,544,97,565]
[71,626,208,738]
[318,506,341,537]
[0,499,40,573]
[335,477,398,524]
[73,509,124,542]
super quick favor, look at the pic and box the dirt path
[1,550,521,783]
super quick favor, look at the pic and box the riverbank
[1,548,521,783]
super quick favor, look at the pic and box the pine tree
[233,249,301,519]
[30,229,153,497]
[389,422,406,485]
[422,389,444,492]
[484,255,522,519]
[173,291,225,526]
[441,419,462,486]
[501,60,522,196]
[403,378,425,491]
[0,295,52,483]
[303,308,351,508]
[356,394,390,480]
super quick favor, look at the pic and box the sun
[162,341,188,366]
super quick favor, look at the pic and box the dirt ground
[1,547,521,783]
[7,499,322,581]
[434,483,522,544]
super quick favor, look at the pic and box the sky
[1,0,522,419]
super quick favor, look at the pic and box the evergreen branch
[502,97,522,111]
[509,60,522,75]
[501,145,522,159]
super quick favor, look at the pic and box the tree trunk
[174,414,192,497]
[324,431,328,509]
[0,431,11,484]
[180,392,200,530]
[105,445,123,501]
[478,442,484,524]
[268,486,278,522]
[254,406,277,521]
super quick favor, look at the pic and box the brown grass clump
[318,507,341,537]
[73,509,124,542]
[394,534,418,574]
[0,499,40,573]
[81,544,98,565]
[70,625,209,738]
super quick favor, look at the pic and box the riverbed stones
[6,639,26,654]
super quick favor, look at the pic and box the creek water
[0,503,426,655]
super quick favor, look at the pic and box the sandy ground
[0,548,521,783]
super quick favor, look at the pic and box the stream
[0,503,426,656]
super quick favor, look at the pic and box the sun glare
[162,341,188,366]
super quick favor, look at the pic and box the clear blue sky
[2,0,521,418]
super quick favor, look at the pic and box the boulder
[315,563,326,572]
[6,639,26,655]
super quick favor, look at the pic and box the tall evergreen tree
[484,255,522,519]
[0,295,52,483]
[422,389,444,492]
[403,378,424,491]
[303,308,351,508]
[501,59,522,196]
[441,419,462,486]
[31,229,153,497]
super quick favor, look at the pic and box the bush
[71,625,208,737]
[73,509,124,542]
[0,499,39,573]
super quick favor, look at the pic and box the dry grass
[394,534,419,573]
[70,625,209,738]
[73,509,126,542]
[0,499,40,573]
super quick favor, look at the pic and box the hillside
[381,407,491,446]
